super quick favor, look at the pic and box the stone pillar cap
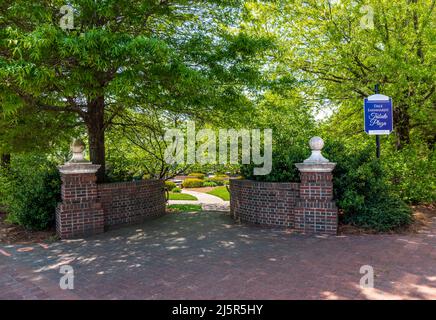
[69,139,88,163]
[295,162,336,173]
[58,138,101,174]
[59,163,101,174]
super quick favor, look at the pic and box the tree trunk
[86,96,106,182]
[1,153,10,169]
[393,105,411,150]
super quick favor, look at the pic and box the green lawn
[206,186,230,201]
[168,192,198,200]
[167,204,202,212]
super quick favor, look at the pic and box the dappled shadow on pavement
[0,211,435,299]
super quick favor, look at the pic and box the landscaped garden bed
[166,173,231,203]
[338,204,436,235]
[0,212,56,244]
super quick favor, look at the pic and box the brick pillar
[56,139,104,239]
[295,137,338,235]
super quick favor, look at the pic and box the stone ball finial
[71,139,85,153]
[309,136,324,151]
[69,139,87,163]
[303,136,329,163]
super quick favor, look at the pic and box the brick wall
[98,180,166,229]
[230,180,300,228]
[295,171,337,235]
[230,175,338,235]
[56,170,166,238]
[56,173,104,239]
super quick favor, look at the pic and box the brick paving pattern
[1,212,435,299]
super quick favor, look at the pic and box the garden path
[168,190,230,212]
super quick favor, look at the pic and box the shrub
[0,168,12,209]
[324,142,413,232]
[105,162,137,182]
[187,172,205,179]
[165,180,177,191]
[5,154,61,230]
[240,143,308,182]
[203,181,217,187]
[172,187,182,193]
[182,178,204,188]
[383,145,436,204]
[206,176,228,186]
[343,196,412,231]
[214,173,228,178]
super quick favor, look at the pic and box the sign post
[364,85,393,158]
[375,85,380,158]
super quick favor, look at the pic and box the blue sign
[364,98,393,135]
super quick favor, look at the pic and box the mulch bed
[338,204,435,235]
[0,211,56,245]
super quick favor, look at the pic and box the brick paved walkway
[1,212,435,299]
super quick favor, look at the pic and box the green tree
[240,90,316,181]
[105,107,191,181]
[0,0,271,181]
[246,0,435,150]
[0,104,79,158]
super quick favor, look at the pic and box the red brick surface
[230,171,338,235]
[1,212,435,300]
[230,180,299,228]
[295,171,338,235]
[56,172,166,239]
[56,173,104,239]
[98,180,166,229]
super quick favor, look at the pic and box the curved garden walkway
[168,189,230,212]
[0,210,435,300]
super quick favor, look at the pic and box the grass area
[167,204,202,212]
[168,192,198,200]
[206,186,230,201]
